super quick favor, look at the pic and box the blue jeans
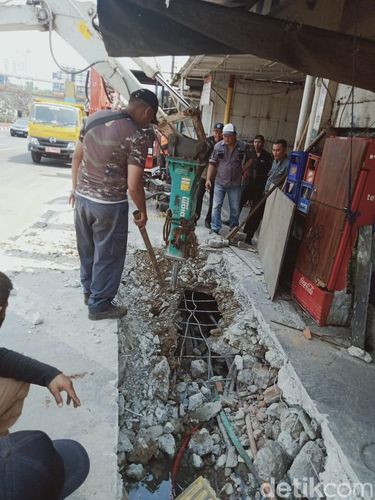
[74,195,128,313]
[211,184,241,232]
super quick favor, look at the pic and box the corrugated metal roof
[178,54,305,83]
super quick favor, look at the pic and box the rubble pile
[117,247,327,498]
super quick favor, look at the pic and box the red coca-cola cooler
[292,137,375,326]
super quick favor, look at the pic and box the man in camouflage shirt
[70,89,157,320]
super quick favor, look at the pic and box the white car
[10,118,29,138]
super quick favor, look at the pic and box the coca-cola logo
[299,277,314,295]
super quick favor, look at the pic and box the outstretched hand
[48,373,81,408]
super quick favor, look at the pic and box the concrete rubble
[117,247,330,498]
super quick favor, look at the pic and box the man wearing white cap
[206,123,252,233]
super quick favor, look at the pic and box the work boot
[88,303,128,321]
[204,220,211,229]
[84,293,90,306]
[222,219,230,226]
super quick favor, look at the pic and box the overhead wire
[42,0,108,75]
[42,0,133,98]
[337,87,353,129]
[320,78,334,107]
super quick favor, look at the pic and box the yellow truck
[28,99,85,164]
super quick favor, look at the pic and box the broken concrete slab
[126,463,144,481]
[225,446,238,468]
[189,428,214,456]
[150,357,171,402]
[254,440,290,482]
[190,359,208,379]
[288,441,325,498]
[347,345,372,363]
[192,453,204,469]
[191,400,222,422]
[224,247,375,493]
[277,430,301,459]
[157,433,176,458]
[118,433,134,454]
[128,437,158,464]
[263,385,282,404]
[188,392,205,412]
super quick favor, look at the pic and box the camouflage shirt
[76,110,153,203]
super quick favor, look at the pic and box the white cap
[223,123,237,135]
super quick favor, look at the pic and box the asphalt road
[0,130,71,242]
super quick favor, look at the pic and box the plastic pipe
[294,75,314,150]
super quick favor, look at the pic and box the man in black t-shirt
[240,134,272,212]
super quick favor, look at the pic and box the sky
[0,2,188,87]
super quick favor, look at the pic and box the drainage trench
[118,249,328,499]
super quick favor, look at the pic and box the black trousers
[243,192,265,243]
[195,177,214,223]
[240,183,251,212]
[74,195,128,313]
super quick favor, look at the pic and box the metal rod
[208,313,219,326]
[271,319,344,348]
[177,308,221,314]
[178,321,218,327]
[133,210,164,284]
[182,298,218,303]
[176,335,199,342]
[170,261,180,291]
[155,73,191,109]
[179,355,233,359]
[189,291,214,379]
[124,408,143,417]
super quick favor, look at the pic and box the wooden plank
[352,225,373,349]
[258,188,295,299]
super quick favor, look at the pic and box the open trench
[117,248,328,499]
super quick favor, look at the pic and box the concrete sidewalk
[0,200,120,499]
[223,245,375,497]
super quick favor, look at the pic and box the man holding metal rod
[70,89,158,320]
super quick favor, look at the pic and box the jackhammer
[162,132,209,290]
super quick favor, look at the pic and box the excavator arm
[0,0,207,140]
[0,0,141,102]
[0,0,209,289]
